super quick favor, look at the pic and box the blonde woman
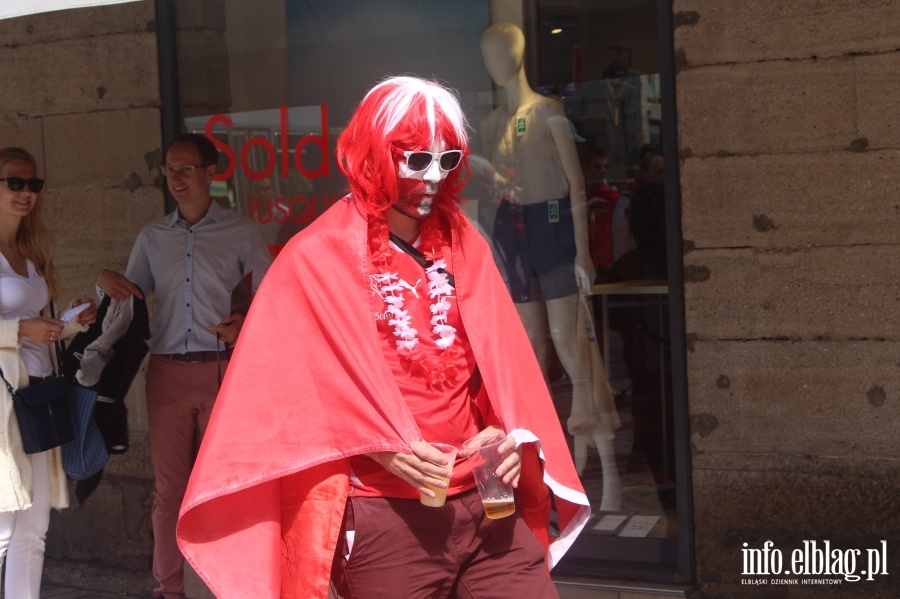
[0,147,96,598]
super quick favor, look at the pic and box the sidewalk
[0,559,159,599]
[33,580,144,598]
[0,577,150,598]
[0,556,215,599]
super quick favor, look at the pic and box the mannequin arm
[547,103,594,292]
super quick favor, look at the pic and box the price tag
[548,199,560,223]
[516,116,526,135]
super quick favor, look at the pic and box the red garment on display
[588,183,622,272]
[177,197,590,599]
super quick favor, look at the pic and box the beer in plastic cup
[463,431,516,519]
[420,442,458,507]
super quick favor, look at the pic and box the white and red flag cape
[177,197,591,598]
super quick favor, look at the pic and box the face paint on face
[393,140,450,221]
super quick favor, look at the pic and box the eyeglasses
[161,164,204,177]
[402,150,463,173]
[0,177,45,192]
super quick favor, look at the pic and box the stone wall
[0,1,230,593]
[175,0,231,119]
[674,1,900,597]
[0,0,163,583]
[4,0,899,595]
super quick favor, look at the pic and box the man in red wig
[177,76,590,598]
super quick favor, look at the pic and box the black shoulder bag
[2,301,76,455]
[1,368,74,454]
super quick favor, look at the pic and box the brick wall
[674,1,900,597]
[0,1,230,591]
[0,0,163,578]
[4,0,899,594]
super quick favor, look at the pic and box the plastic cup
[420,443,458,507]
[462,431,516,519]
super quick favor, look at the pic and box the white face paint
[393,139,450,221]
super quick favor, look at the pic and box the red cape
[177,197,590,598]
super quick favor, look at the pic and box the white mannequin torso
[481,94,571,204]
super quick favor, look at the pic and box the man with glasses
[177,77,589,598]
[97,133,271,599]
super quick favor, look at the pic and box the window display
[173,0,684,582]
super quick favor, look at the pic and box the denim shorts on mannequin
[493,196,578,303]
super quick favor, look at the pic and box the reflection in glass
[173,0,682,576]
[474,22,623,521]
[469,2,678,573]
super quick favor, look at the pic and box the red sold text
[205,105,330,181]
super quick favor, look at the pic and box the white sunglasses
[402,150,463,172]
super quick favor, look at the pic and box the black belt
[28,375,55,386]
[156,348,233,363]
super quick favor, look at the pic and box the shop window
[169,0,688,583]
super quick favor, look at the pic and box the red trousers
[146,355,224,599]
[331,489,558,599]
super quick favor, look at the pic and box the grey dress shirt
[124,201,272,355]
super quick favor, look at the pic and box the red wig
[336,76,470,222]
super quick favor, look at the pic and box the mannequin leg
[544,295,580,373]
[546,295,622,511]
[592,428,622,511]
[514,301,551,380]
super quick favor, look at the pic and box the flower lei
[369,214,465,389]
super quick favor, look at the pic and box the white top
[481,95,571,204]
[0,255,53,377]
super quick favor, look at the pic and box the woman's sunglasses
[403,150,463,173]
[0,177,45,192]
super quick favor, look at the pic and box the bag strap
[0,365,15,396]
[49,301,73,381]
[389,233,456,288]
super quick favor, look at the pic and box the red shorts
[330,490,558,599]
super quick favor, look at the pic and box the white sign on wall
[0,0,141,20]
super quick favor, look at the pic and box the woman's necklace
[369,215,464,389]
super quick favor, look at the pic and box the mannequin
[479,23,621,510]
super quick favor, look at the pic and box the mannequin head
[480,23,526,87]
[336,76,470,218]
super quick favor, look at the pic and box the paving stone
[680,151,900,249]
[677,59,856,157]
[0,1,155,48]
[0,33,159,117]
[687,339,900,456]
[674,0,900,66]
[683,245,900,340]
